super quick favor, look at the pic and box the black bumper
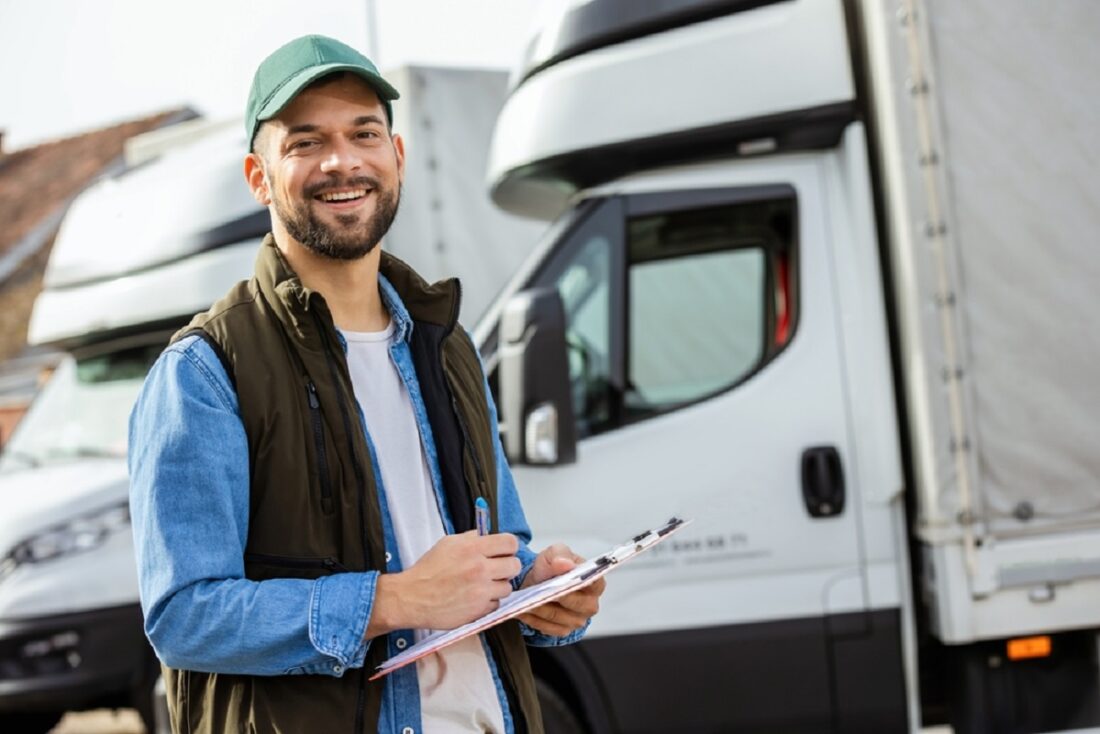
[0,603,153,714]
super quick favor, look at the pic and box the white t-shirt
[341,321,506,734]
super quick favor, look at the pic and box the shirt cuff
[305,571,378,676]
[512,545,538,591]
[520,618,591,647]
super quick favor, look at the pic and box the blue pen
[475,497,491,536]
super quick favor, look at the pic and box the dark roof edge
[517,0,790,87]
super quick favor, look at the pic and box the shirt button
[402,727,414,734]
[333,664,343,674]
[395,637,408,650]
[385,552,393,563]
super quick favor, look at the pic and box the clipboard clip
[582,517,686,580]
[580,555,612,581]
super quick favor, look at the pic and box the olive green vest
[163,236,542,734]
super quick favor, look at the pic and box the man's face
[250,75,405,260]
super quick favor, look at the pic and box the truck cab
[481,144,909,732]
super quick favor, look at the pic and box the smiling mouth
[315,188,370,203]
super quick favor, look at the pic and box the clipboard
[370,516,689,680]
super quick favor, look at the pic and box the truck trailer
[478,0,1100,732]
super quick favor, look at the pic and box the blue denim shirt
[128,275,585,734]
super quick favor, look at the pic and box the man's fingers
[477,532,519,557]
[517,615,575,638]
[523,601,590,629]
[555,588,601,616]
[486,555,522,581]
[547,556,576,575]
[490,580,513,601]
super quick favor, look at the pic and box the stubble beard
[272,175,401,261]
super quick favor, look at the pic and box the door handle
[801,446,845,518]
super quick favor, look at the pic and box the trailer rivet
[924,221,947,238]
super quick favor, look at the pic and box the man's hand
[516,544,605,638]
[367,531,521,638]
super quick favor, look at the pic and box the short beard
[272,175,401,261]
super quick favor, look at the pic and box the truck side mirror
[499,287,577,466]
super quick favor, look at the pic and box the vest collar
[254,234,462,343]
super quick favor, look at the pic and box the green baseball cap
[245,34,400,148]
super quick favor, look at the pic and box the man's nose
[318,137,361,175]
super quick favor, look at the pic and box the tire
[536,678,586,734]
[0,710,63,734]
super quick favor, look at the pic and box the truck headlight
[3,502,130,573]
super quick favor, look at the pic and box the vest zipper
[243,552,347,573]
[307,311,372,734]
[306,381,335,514]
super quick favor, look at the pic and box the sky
[0,0,564,150]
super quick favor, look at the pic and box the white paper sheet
[370,517,689,680]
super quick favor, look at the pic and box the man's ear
[391,132,406,180]
[244,153,271,206]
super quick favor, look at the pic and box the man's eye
[357,130,380,140]
[290,140,317,150]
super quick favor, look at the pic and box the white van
[477,1,1100,732]
[0,126,264,732]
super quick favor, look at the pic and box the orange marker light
[1007,635,1052,661]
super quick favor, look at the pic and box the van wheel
[536,678,586,734]
[0,710,63,733]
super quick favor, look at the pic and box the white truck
[478,0,1100,732]
[0,66,544,732]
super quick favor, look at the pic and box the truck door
[489,157,905,733]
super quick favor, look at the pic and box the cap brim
[256,62,400,124]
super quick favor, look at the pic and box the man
[128,35,604,734]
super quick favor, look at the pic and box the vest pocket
[243,552,348,581]
[305,380,335,515]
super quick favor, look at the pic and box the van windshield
[0,343,162,474]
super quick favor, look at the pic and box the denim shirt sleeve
[128,336,376,677]
[476,347,589,647]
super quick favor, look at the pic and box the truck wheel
[131,653,162,733]
[536,678,586,734]
[0,710,63,734]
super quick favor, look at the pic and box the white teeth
[320,189,368,202]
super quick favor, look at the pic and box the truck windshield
[0,343,162,473]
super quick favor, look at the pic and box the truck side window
[486,192,795,441]
[622,195,796,423]
[553,229,615,437]
[520,198,625,439]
